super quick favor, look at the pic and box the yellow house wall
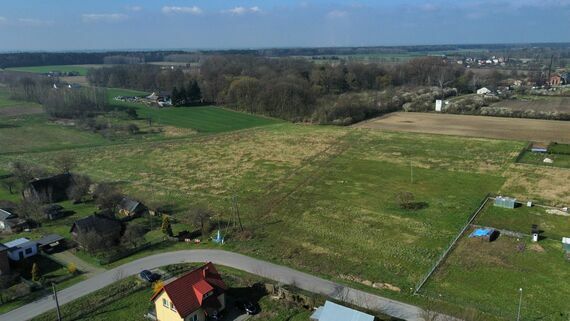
[155,292,184,321]
[155,291,226,321]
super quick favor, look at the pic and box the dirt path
[52,250,105,277]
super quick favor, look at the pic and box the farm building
[70,214,122,248]
[494,196,516,209]
[23,173,73,203]
[311,301,374,321]
[118,197,147,218]
[0,209,29,233]
[4,238,38,261]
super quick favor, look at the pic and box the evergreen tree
[171,87,180,106]
[161,216,173,237]
[187,80,201,103]
[31,263,40,282]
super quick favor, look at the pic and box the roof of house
[27,173,73,202]
[0,209,15,221]
[0,244,7,251]
[119,197,142,213]
[36,234,65,247]
[151,262,228,318]
[70,214,122,236]
[311,301,374,321]
[4,238,36,250]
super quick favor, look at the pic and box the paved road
[0,250,425,321]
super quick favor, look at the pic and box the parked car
[139,270,160,282]
[235,300,260,315]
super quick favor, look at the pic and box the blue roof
[311,301,374,321]
[470,228,493,238]
[4,238,31,248]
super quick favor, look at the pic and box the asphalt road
[0,250,425,321]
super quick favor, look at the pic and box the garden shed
[494,196,516,209]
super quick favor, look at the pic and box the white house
[477,87,492,95]
[4,238,38,261]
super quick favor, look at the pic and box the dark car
[235,300,260,315]
[139,270,160,282]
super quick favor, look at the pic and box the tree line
[86,55,511,124]
[5,75,108,118]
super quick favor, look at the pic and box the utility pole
[52,283,62,321]
[516,288,523,321]
[410,160,414,184]
[232,195,244,232]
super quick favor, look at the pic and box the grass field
[424,233,570,321]
[518,150,570,168]
[356,112,570,143]
[6,65,95,76]
[1,98,569,319]
[0,86,43,116]
[107,88,282,133]
[0,125,523,305]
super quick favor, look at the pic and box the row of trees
[6,76,108,118]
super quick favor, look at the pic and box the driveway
[51,250,105,277]
[0,250,426,321]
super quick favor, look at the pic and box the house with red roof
[151,262,227,321]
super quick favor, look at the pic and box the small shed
[43,204,66,220]
[36,234,65,253]
[494,196,516,209]
[310,301,374,321]
[4,238,38,261]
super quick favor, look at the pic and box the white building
[477,87,492,95]
[4,238,38,261]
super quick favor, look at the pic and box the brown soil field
[356,112,570,143]
[491,96,570,112]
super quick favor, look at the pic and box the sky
[0,0,569,51]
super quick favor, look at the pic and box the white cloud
[162,6,203,15]
[126,5,143,12]
[326,10,348,18]
[17,18,54,27]
[82,13,128,23]
[223,6,262,15]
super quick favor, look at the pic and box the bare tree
[94,183,122,212]
[67,174,92,203]
[121,223,146,248]
[16,198,43,222]
[395,191,416,210]
[54,154,76,174]
[77,230,106,254]
[188,207,213,237]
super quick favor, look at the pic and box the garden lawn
[107,88,282,133]
[518,150,570,169]
[424,234,570,321]
[475,203,570,241]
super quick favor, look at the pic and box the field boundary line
[413,193,491,294]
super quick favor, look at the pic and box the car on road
[139,270,160,282]
[235,300,260,315]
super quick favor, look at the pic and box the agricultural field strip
[0,124,276,157]
[254,130,357,218]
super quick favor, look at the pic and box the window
[203,291,213,299]
[25,248,33,255]
[170,301,176,312]
[162,298,168,307]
